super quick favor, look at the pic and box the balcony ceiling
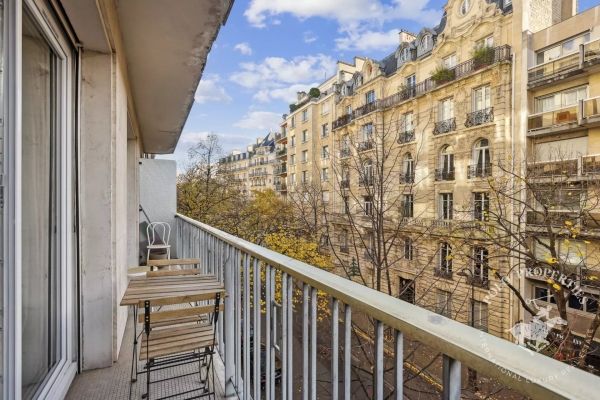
[61,0,233,154]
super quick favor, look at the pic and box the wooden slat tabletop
[120,274,224,306]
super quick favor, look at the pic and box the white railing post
[224,244,236,397]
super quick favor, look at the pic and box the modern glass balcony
[528,105,579,131]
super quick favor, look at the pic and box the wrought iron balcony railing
[339,179,350,189]
[399,172,415,184]
[465,107,494,127]
[435,169,455,181]
[174,214,600,400]
[397,130,415,144]
[467,164,492,178]
[467,274,490,289]
[434,267,453,280]
[357,140,374,152]
[339,148,351,158]
[433,118,456,135]
[358,176,374,187]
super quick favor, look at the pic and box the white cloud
[194,74,232,104]
[244,0,441,28]
[234,111,282,131]
[253,83,319,103]
[335,28,400,52]
[234,42,253,56]
[231,54,335,89]
[303,31,318,43]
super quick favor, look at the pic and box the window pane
[22,9,60,397]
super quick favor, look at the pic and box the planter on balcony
[472,46,496,70]
[431,66,456,85]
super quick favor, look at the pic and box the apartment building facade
[273,0,600,351]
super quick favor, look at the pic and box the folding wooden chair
[134,294,221,400]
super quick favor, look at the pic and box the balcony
[332,46,512,131]
[527,159,579,178]
[468,164,492,179]
[399,172,415,184]
[528,38,600,88]
[435,169,455,181]
[70,214,600,400]
[275,182,287,191]
[467,274,490,289]
[528,105,579,133]
[397,130,415,144]
[357,140,375,152]
[434,267,453,280]
[339,148,351,158]
[274,165,287,175]
[358,176,374,187]
[249,170,268,178]
[276,148,287,157]
[465,107,494,127]
[433,118,456,135]
[339,179,350,189]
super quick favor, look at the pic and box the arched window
[460,0,471,15]
[362,159,374,186]
[420,35,431,52]
[438,145,454,180]
[402,153,414,183]
[472,138,491,176]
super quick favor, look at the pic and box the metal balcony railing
[433,267,453,280]
[528,38,600,86]
[357,140,374,152]
[339,179,350,189]
[174,214,600,400]
[331,46,512,131]
[527,159,579,178]
[275,183,287,191]
[274,165,287,175]
[468,164,492,178]
[465,107,494,127]
[433,118,456,135]
[399,172,415,184]
[435,168,455,181]
[397,130,415,144]
[339,148,351,158]
[358,176,374,187]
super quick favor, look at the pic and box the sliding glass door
[19,1,77,398]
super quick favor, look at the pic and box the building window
[439,145,454,179]
[322,168,329,182]
[301,170,308,183]
[473,192,490,221]
[406,74,416,88]
[403,238,413,260]
[535,33,590,65]
[473,247,489,281]
[321,102,330,115]
[339,229,349,253]
[420,35,432,52]
[401,112,414,132]
[399,278,416,304]
[473,85,491,111]
[290,173,296,185]
[290,135,296,147]
[302,109,308,122]
[364,196,373,216]
[365,89,376,104]
[436,289,452,317]
[322,145,329,159]
[322,191,330,203]
[290,154,296,165]
[322,123,329,137]
[302,150,308,163]
[402,153,414,183]
[440,193,453,220]
[302,129,309,142]
[438,97,454,121]
[362,160,374,186]
[443,53,457,68]
[439,242,453,273]
[346,105,353,115]
[459,0,471,15]
[534,85,587,113]
[362,123,374,142]
[402,194,414,218]
[291,116,296,128]
[476,35,494,49]
[341,195,350,214]
[470,301,488,331]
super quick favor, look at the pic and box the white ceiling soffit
[117,0,232,154]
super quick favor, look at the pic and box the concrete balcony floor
[66,313,226,400]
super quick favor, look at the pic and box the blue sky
[165,0,600,168]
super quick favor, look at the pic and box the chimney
[297,91,306,102]
[398,29,416,45]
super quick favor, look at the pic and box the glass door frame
[3,0,78,398]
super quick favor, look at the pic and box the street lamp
[457,267,478,392]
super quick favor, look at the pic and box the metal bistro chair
[146,222,171,262]
[136,287,221,400]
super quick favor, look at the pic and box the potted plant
[472,46,496,69]
[431,65,456,84]
[308,87,321,98]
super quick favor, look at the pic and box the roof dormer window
[420,35,431,52]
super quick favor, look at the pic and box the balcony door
[19,1,78,398]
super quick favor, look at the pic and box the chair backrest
[147,222,171,246]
